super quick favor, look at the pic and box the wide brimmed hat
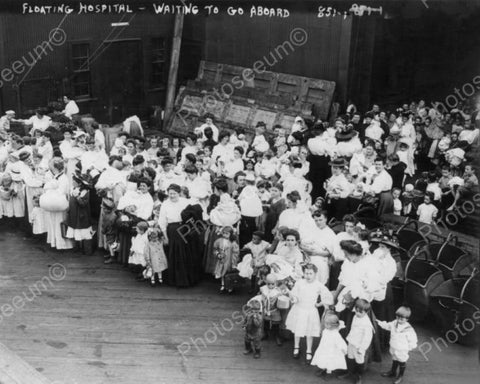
[328,158,347,168]
[18,151,31,161]
[335,127,357,141]
[102,198,115,210]
[10,169,22,182]
[370,230,399,248]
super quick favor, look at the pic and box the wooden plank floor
[0,224,478,384]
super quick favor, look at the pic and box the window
[71,43,91,98]
[151,37,166,88]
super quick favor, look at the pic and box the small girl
[31,194,47,235]
[311,312,347,378]
[213,226,240,293]
[377,306,418,384]
[260,274,283,346]
[144,227,168,286]
[285,263,333,363]
[128,221,150,280]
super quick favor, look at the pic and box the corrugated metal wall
[0,13,176,119]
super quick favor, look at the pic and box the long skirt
[377,191,394,216]
[308,155,330,200]
[165,222,199,287]
[371,284,395,351]
[203,224,222,275]
[118,230,133,265]
[327,198,348,221]
[45,210,74,250]
[239,215,257,248]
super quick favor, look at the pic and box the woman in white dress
[277,191,309,232]
[43,157,74,250]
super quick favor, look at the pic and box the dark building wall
[370,8,480,111]
[0,13,175,123]
[201,11,354,108]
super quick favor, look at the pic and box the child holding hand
[285,263,333,364]
[377,306,418,384]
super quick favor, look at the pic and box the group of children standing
[243,262,418,384]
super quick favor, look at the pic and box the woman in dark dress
[180,203,204,286]
[306,123,332,200]
[158,184,192,287]
[264,183,286,243]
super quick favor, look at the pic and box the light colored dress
[44,174,74,250]
[286,279,333,337]
[213,238,239,279]
[311,327,347,371]
[128,232,149,266]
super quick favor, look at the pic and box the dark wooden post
[164,13,184,129]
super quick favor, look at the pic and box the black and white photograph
[0,0,478,383]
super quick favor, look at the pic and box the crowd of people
[0,96,479,384]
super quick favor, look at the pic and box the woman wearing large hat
[324,158,350,220]
[335,123,362,160]
[306,122,336,200]
[368,230,398,349]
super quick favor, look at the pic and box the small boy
[392,187,402,216]
[102,198,119,264]
[416,191,438,225]
[243,297,264,359]
[377,306,418,384]
[260,274,283,345]
[344,299,374,384]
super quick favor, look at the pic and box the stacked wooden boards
[165,60,336,138]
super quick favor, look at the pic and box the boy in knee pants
[377,306,418,384]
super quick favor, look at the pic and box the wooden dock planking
[0,225,479,384]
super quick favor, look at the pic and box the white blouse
[135,192,154,221]
[366,170,392,194]
[157,197,189,234]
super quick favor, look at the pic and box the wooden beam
[0,343,52,384]
[163,13,185,129]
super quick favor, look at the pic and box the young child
[144,227,168,286]
[311,312,347,378]
[252,124,270,154]
[260,274,283,346]
[377,306,418,384]
[30,194,47,235]
[0,173,14,219]
[243,231,271,294]
[128,221,150,280]
[416,191,438,224]
[392,187,402,216]
[285,263,333,363]
[243,296,264,359]
[213,226,240,293]
[101,198,119,264]
[344,299,375,384]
